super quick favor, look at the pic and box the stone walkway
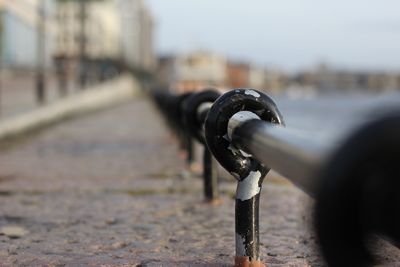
[0,96,397,266]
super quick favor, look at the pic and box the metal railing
[152,88,400,267]
[153,89,222,203]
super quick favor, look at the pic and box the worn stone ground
[0,96,398,266]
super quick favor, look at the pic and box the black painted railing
[151,88,400,267]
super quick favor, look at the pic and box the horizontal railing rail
[151,88,400,267]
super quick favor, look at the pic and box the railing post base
[234,256,267,267]
[203,198,222,206]
[235,171,266,266]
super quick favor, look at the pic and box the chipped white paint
[228,143,253,158]
[236,171,262,201]
[197,102,213,119]
[244,89,260,98]
[239,149,252,157]
[228,144,240,155]
[236,233,247,256]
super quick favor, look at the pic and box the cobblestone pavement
[0,97,398,266]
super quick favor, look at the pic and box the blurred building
[290,63,400,93]
[226,62,249,88]
[248,66,265,89]
[119,0,155,72]
[55,0,120,59]
[365,73,399,91]
[157,52,227,93]
[55,0,155,73]
[264,68,288,94]
[226,63,286,94]
[0,0,55,69]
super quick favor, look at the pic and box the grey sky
[147,0,400,71]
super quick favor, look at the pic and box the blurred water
[274,91,400,144]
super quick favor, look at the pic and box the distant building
[366,73,399,92]
[292,63,400,93]
[55,0,120,59]
[0,0,55,69]
[264,68,288,95]
[55,0,155,73]
[157,52,227,93]
[119,0,155,72]
[248,66,265,89]
[226,62,249,88]
[156,55,176,87]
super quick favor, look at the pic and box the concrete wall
[0,74,141,140]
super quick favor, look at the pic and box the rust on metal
[234,256,267,267]
[203,198,222,206]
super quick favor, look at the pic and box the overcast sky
[147,0,400,72]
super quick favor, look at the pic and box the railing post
[152,91,194,166]
[184,90,221,203]
[175,93,195,167]
[205,89,284,266]
[203,148,219,201]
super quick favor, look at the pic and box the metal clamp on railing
[204,89,400,267]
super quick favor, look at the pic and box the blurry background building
[0,0,155,73]
[225,62,249,89]
[119,0,155,72]
[157,52,288,95]
[0,0,55,69]
[157,52,226,93]
[54,0,155,82]
[55,0,120,60]
[299,63,400,93]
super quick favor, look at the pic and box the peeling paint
[228,143,252,158]
[239,149,252,157]
[244,90,260,98]
[228,144,240,156]
[235,233,247,256]
[236,171,262,201]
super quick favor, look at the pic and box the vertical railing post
[176,92,195,169]
[203,148,219,201]
[176,93,195,167]
[234,167,268,266]
[205,89,284,266]
[185,134,194,167]
[184,90,221,203]
[153,91,196,168]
